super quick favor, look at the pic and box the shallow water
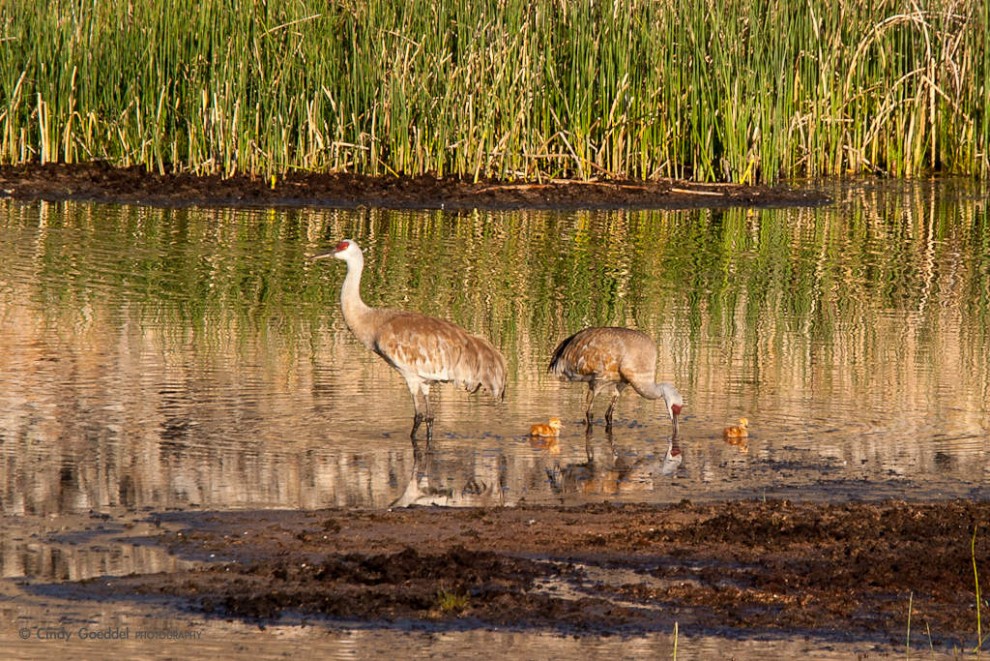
[1,179,989,656]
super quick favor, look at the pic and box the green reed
[0,0,987,182]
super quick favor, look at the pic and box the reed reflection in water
[0,180,989,521]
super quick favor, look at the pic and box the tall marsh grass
[0,0,987,182]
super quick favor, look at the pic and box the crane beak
[311,250,335,260]
[669,403,682,437]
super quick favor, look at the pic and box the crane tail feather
[548,331,580,376]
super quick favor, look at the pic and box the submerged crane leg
[407,379,434,442]
[603,383,625,430]
[583,385,597,428]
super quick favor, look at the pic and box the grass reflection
[0,184,988,373]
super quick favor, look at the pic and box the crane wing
[372,312,506,400]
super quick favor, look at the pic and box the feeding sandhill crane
[315,239,507,442]
[549,327,683,435]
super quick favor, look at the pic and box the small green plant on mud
[436,588,470,614]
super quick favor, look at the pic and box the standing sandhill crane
[315,239,507,442]
[549,327,683,435]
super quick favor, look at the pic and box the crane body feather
[371,311,506,398]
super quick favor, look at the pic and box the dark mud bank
[0,163,830,210]
[57,499,990,647]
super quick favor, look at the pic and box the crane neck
[629,380,682,418]
[339,249,373,336]
[626,377,665,400]
[640,381,670,401]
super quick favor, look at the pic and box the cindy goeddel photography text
[17,621,203,642]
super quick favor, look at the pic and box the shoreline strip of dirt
[0,163,831,211]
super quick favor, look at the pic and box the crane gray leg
[407,379,433,442]
[583,385,596,428]
[419,382,434,442]
[410,412,435,442]
[604,395,618,429]
[603,383,624,430]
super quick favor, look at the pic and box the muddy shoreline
[0,162,830,211]
[50,499,988,648]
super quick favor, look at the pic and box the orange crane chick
[530,417,563,438]
[723,417,750,440]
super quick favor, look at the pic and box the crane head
[313,239,359,261]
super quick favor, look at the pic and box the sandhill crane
[315,239,506,442]
[548,327,683,435]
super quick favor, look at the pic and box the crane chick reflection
[544,427,682,499]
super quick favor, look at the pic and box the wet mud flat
[0,163,829,210]
[61,500,990,648]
